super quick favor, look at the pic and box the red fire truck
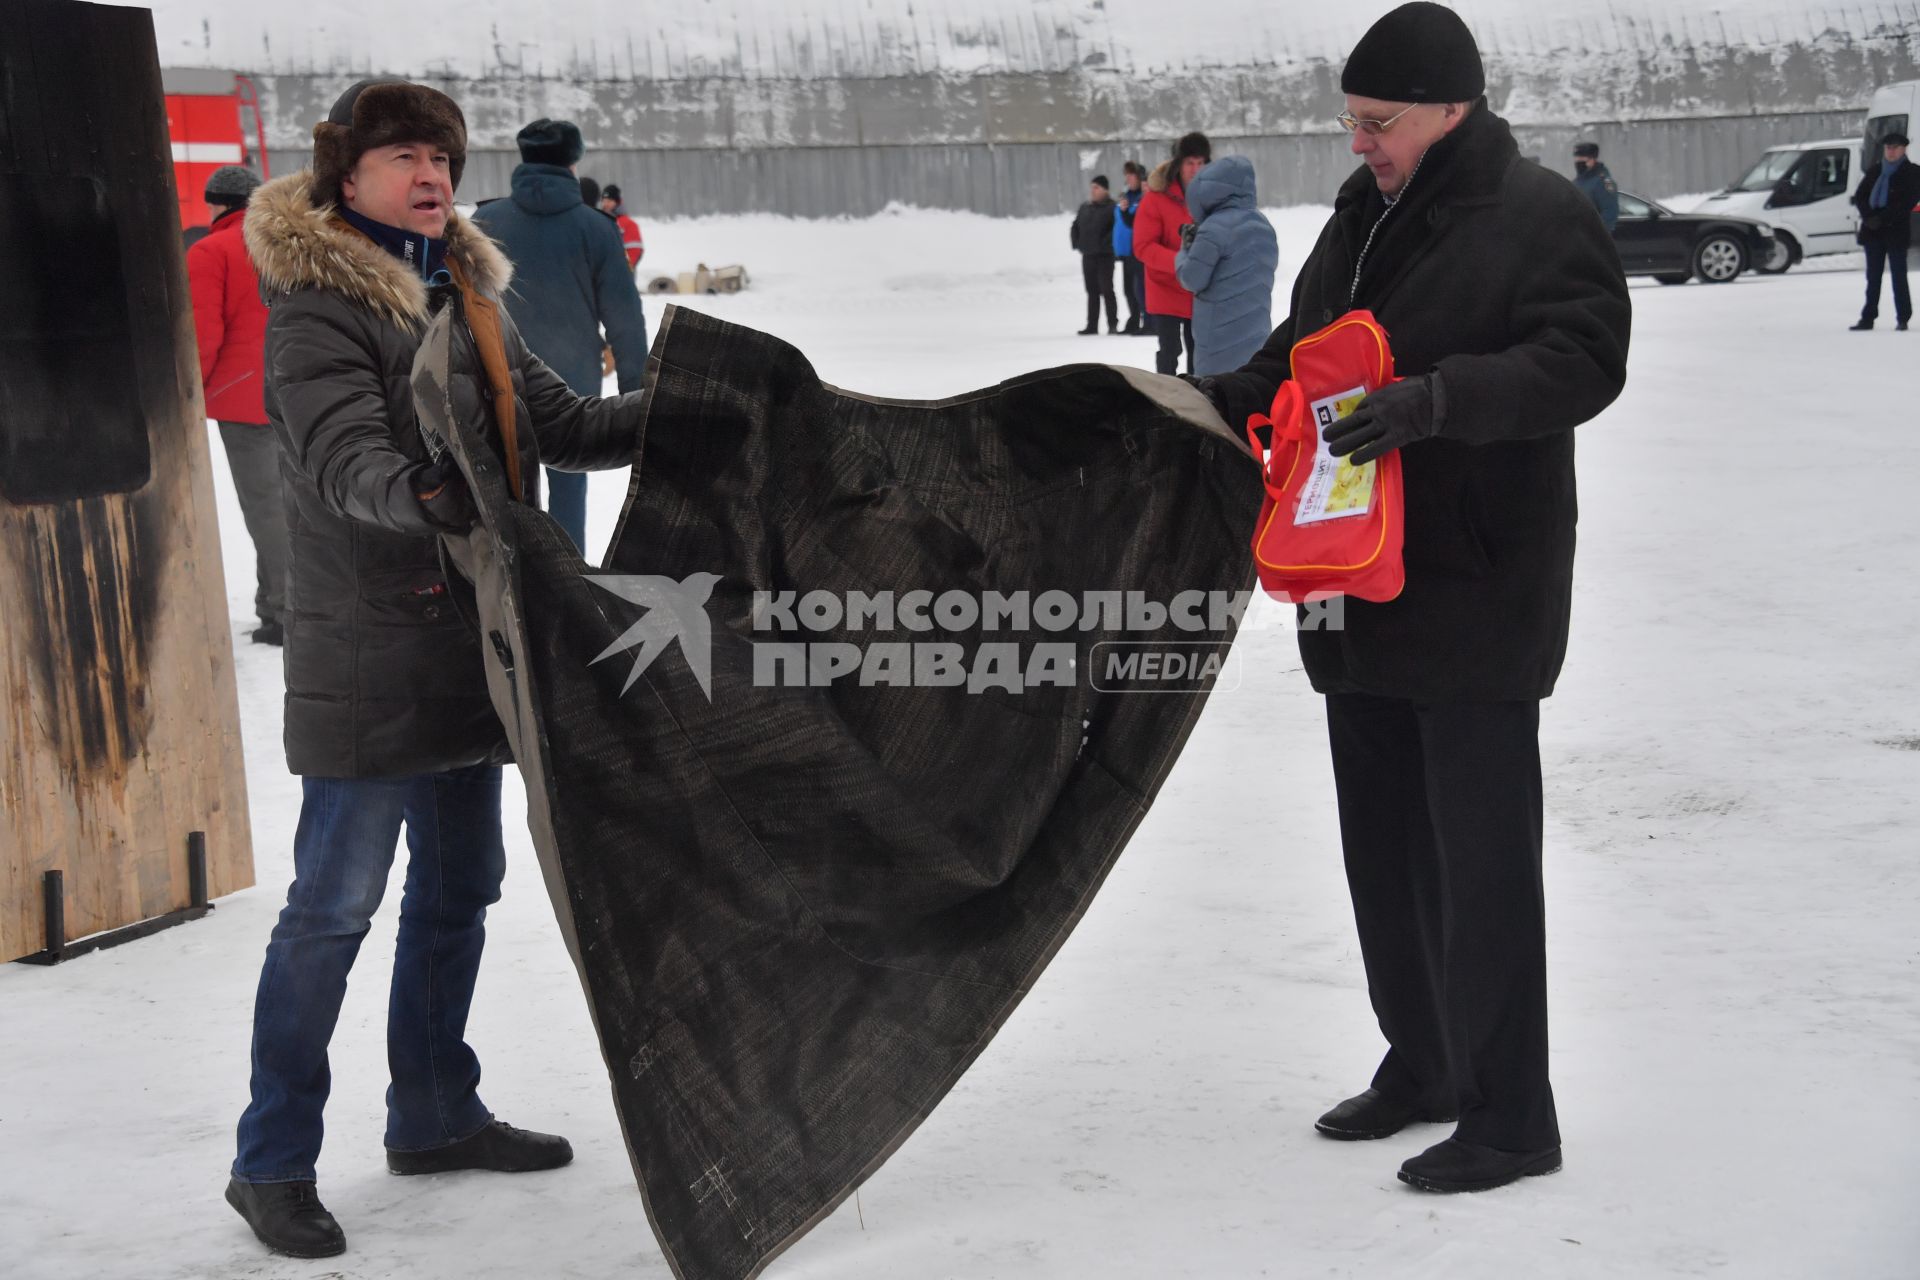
[161,68,269,243]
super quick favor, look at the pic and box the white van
[1698,139,1859,272]
[1865,80,1918,164]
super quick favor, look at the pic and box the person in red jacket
[599,184,645,270]
[187,164,289,646]
[1133,132,1211,375]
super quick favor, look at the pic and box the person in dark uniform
[1572,141,1618,232]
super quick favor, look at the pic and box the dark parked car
[1611,190,1777,284]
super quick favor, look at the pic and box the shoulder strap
[447,257,524,501]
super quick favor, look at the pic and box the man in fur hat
[225,78,648,1258]
[1200,3,1630,1195]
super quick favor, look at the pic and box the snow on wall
[146,0,1919,83]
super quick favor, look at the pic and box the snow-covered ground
[3,208,1917,1280]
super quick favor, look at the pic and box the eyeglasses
[1336,104,1421,136]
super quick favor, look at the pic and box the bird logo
[585,573,722,701]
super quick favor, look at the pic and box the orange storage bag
[1244,310,1405,604]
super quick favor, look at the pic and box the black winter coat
[1852,160,1920,249]
[1071,198,1117,256]
[246,174,644,778]
[1211,105,1631,702]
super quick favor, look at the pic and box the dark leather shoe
[250,620,284,646]
[387,1120,573,1175]
[1314,1088,1457,1140]
[225,1177,346,1258]
[1850,319,1875,331]
[1398,1137,1562,1192]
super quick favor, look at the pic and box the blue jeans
[232,767,507,1182]
[1863,241,1912,325]
[545,468,587,552]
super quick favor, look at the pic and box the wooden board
[0,0,254,961]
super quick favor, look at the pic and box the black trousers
[1081,253,1118,330]
[1325,692,1559,1151]
[1152,313,1194,375]
[1121,256,1146,328]
[1862,240,1911,324]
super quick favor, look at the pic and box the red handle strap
[1246,382,1306,499]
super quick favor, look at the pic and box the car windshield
[1730,151,1803,192]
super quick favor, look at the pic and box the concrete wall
[244,22,1915,216]
[267,110,1870,217]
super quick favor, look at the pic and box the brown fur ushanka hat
[310,78,467,209]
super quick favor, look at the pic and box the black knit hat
[579,175,601,207]
[311,78,467,208]
[1341,2,1485,103]
[517,118,585,167]
[203,164,261,205]
[602,183,624,203]
[1173,132,1213,165]
[1573,141,1600,158]
[1091,174,1110,190]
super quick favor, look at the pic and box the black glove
[1322,374,1442,465]
[1178,373,1231,420]
[1179,222,1197,249]
[414,457,477,532]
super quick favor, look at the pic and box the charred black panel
[0,0,185,778]
[0,0,185,509]
[0,174,151,503]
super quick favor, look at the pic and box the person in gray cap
[1198,1,1630,1195]
[473,118,650,550]
[186,164,289,645]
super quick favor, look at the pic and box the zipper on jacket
[206,369,258,400]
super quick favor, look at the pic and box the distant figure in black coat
[1069,175,1119,335]
[1849,131,1920,330]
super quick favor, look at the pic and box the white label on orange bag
[1294,386,1376,525]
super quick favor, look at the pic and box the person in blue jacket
[1174,155,1280,375]
[473,118,649,550]
[1113,161,1148,334]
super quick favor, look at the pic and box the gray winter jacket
[1174,157,1280,375]
[246,172,644,778]
[472,164,649,395]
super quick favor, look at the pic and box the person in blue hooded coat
[1174,155,1280,375]
[473,119,649,549]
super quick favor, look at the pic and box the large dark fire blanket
[416,306,1261,1279]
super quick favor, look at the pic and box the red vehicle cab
[162,68,269,243]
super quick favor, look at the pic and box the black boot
[386,1119,573,1175]
[250,619,284,646]
[1850,318,1874,331]
[225,1177,346,1258]
[1315,1088,1458,1141]
[1398,1137,1562,1193]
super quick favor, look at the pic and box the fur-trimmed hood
[1147,160,1176,194]
[245,171,511,329]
